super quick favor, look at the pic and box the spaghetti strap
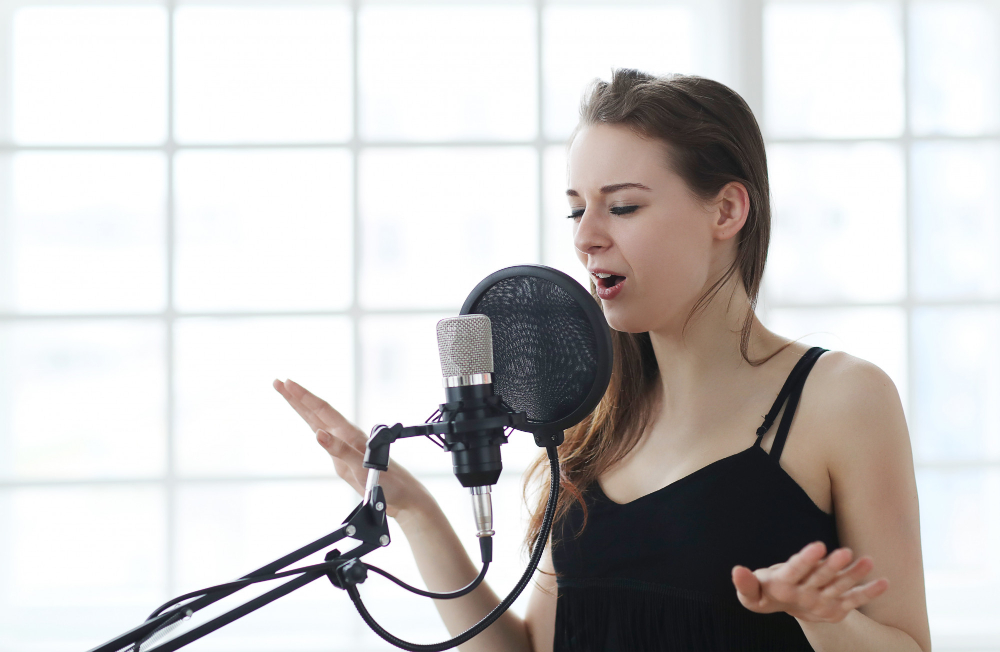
[754,346,827,462]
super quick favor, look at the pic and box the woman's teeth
[594,273,624,288]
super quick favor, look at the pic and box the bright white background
[0,0,997,650]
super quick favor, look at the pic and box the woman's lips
[594,275,626,300]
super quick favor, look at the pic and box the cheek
[602,219,712,332]
[623,220,710,292]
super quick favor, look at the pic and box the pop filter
[460,264,613,438]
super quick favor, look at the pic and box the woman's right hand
[273,378,432,521]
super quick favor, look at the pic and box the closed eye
[567,205,639,219]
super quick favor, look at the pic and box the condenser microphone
[435,314,504,538]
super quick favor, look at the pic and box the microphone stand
[87,408,563,652]
[87,483,390,652]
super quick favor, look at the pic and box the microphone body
[436,315,505,538]
[442,381,506,488]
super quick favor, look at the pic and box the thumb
[732,565,762,602]
[317,429,364,462]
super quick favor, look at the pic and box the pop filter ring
[459,264,613,437]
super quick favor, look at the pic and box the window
[0,1,996,650]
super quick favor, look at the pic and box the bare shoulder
[809,350,901,410]
[805,350,911,466]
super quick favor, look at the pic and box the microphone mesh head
[436,315,494,377]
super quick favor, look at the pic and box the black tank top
[551,346,837,651]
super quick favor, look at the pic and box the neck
[646,273,780,423]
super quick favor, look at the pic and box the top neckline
[592,442,834,519]
[593,443,758,507]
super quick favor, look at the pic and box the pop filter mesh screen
[468,275,599,425]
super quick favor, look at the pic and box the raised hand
[731,541,889,623]
[273,378,432,520]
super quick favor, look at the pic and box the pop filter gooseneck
[350,265,613,651]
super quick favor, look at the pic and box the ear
[710,181,750,242]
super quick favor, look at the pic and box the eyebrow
[565,182,652,197]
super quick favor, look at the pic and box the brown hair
[522,69,786,558]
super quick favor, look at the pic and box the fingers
[732,565,762,603]
[273,379,327,433]
[288,379,354,431]
[802,547,854,591]
[734,544,889,622]
[273,379,367,452]
[839,578,889,611]
[821,555,875,599]
[778,541,827,585]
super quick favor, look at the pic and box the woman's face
[567,123,725,334]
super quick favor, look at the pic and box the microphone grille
[436,315,493,377]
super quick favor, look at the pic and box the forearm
[395,493,533,652]
[797,609,926,652]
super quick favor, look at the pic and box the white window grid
[0,0,995,648]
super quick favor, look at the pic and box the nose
[572,208,611,255]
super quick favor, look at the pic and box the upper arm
[821,354,931,652]
[523,540,557,652]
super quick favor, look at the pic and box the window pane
[542,5,694,139]
[910,1,1000,136]
[764,306,908,415]
[359,6,536,141]
[767,143,906,303]
[542,145,589,289]
[361,314,451,475]
[0,320,166,480]
[918,469,1000,647]
[764,1,904,138]
[912,141,1000,300]
[174,480,358,651]
[12,6,166,144]
[913,308,1000,463]
[174,149,352,312]
[174,6,352,143]
[0,486,165,651]
[359,148,538,309]
[3,152,166,313]
[175,317,354,477]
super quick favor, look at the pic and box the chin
[602,304,656,334]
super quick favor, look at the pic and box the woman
[274,70,930,651]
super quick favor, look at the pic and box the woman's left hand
[731,541,890,623]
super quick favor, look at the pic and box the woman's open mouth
[593,272,627,300]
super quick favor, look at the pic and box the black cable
[365,537,492,600]
[367,561,488,600]
[345,446,561,652]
